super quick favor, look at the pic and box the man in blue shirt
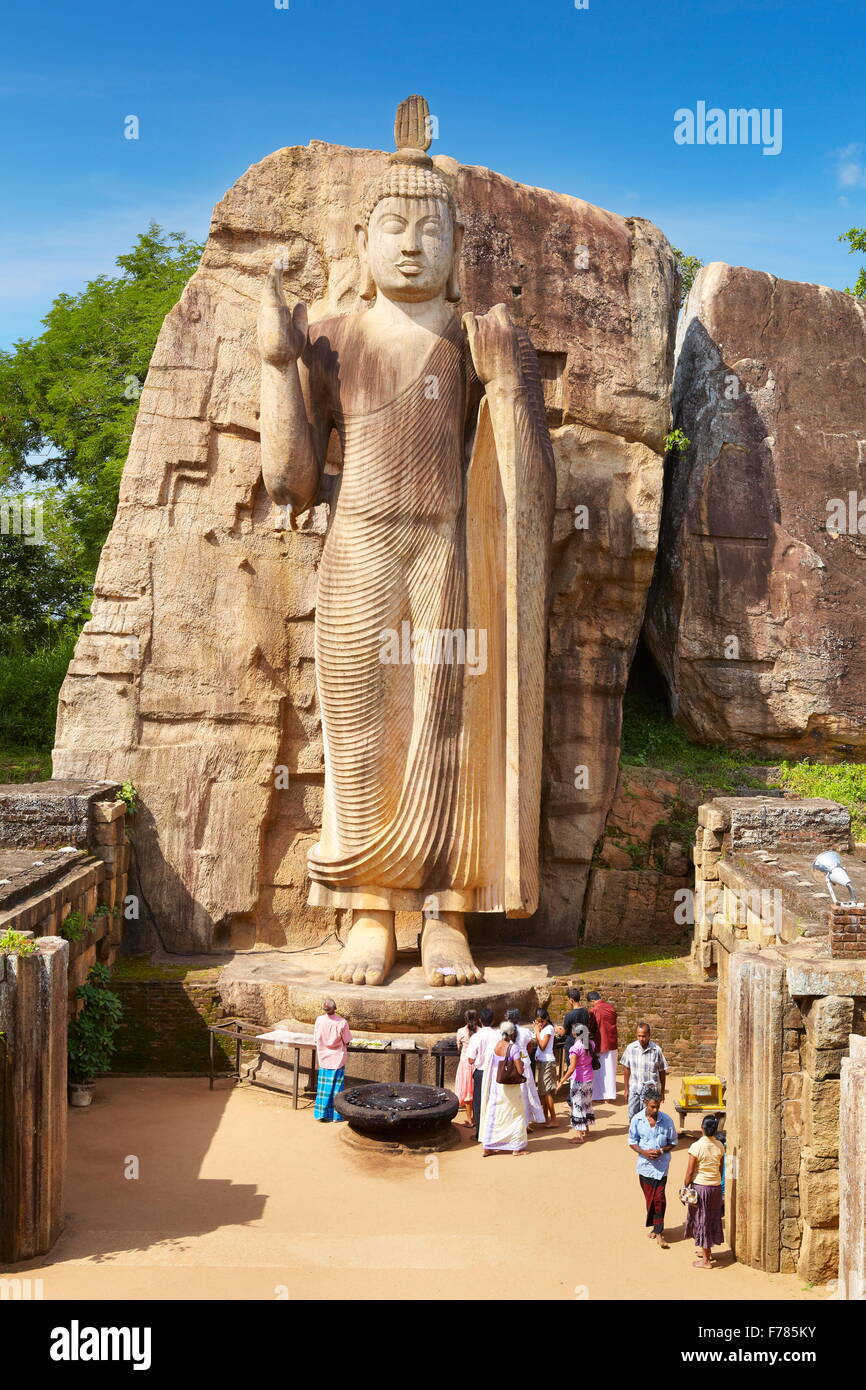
[628,1086,678,1248]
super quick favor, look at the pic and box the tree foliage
[0,223,202,577]
[839,227,866,298]
[0,225,201,750]
[672,247,704,305]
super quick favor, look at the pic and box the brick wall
[548,977,717,1073]
[109,976,718,1076]
[829,903,866,960]
[111,981,237,1073]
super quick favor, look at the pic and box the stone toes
[427,969,445,987]
[365,967,384,986]
[351,963,368,985]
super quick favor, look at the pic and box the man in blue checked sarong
[313,999,352,1121]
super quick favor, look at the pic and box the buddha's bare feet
[421,911,484,987]
[330,910,396,986]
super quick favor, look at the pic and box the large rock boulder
[53,139,677,951]
[646,262,866,755]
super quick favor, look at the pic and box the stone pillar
[726,952,785,1270]
[0,936,69,1262]
[839,1034,866,1300]
[796,995,849,1282]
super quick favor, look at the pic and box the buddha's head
[355,95,463,305]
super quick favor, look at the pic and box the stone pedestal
[217,943,563,1035]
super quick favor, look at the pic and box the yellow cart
[674,1074,726,1136]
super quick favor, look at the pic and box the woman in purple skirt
[682,1113,725,1267]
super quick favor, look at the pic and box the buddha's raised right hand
[257,257,308,366]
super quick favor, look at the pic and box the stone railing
[692,794,853,978]
[0,781,128,1011]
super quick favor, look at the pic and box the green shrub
[778,760,866,841]
[0,928,37,956]
[663,428,691,455]
[67,963,123,1083]
[0,624,78,750]
[59,911,91,942]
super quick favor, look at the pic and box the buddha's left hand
[462,304,523,393]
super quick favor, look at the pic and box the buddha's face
[362,195,456,303]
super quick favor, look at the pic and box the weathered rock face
[53,139,677,952]
[583,764,700,946]
[645,262,866,755]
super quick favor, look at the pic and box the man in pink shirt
[313,998,352,1121]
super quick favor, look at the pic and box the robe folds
[303,312,555,917]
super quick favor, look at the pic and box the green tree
[839,227,866,297]
[0,224,201,752]
[672,247,704,305]
[0,490,88,639]
[0,223,202,578]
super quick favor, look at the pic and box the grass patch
[112,954,223,984]
[777,761,866,840]
[0,742,52,782]
[620,685,763,793]
[566,944,690,973]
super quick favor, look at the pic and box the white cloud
[833,143,866,190]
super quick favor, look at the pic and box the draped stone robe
[301,311,555,918]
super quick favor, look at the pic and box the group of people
[310,987,726,1267]
[454,990,619,1148]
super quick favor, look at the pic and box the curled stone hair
[360,93,459,226]
[357,94,462,303]
[361,160,458,228]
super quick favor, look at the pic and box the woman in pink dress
[454,1009,479,1126]
[561,1008,597,1143]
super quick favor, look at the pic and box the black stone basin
[334,1082,459,1138]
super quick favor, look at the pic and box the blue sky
[2,0,864,350]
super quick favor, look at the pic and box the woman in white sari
[479,1021,529,1156]
[506,1008,545,1127]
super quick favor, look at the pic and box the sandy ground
[11,1075,825,1301]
